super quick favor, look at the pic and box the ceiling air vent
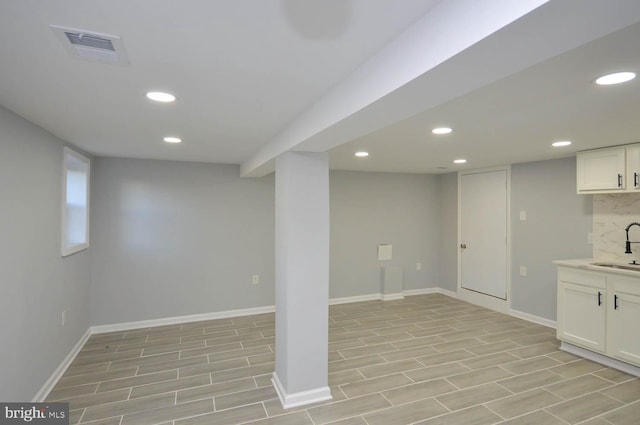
[50,25,129,65]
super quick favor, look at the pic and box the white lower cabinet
[557,281,606,352]
[557,266,640,368]
[608,275,640,365]
[557,268,607,353]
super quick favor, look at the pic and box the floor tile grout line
[540,408,573,425]
[442,377,462,392]
[478,399,508,421]
[592,371,637,385]
[303,408,317,425]
[500,388,624,423]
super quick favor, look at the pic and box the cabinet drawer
[558,267,606,288]
[609,274,640,295]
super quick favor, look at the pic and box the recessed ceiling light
[552,140,572,147]
[595,72,636,86]
[453,159,467,164]
[163,137,182,143]
[147,91,176,102]
[355,151,369,157]
[432,127,452,135]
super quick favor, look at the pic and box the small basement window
[62,147,90,256]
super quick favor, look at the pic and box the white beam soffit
[240,0,640,177]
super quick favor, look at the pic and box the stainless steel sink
[591,262,640,272]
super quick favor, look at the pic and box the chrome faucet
[624,222,640,254]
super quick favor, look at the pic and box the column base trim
[271,372,332,409]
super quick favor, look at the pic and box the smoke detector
[51,25,129,65]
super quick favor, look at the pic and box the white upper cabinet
[625,145,640,192]
[577,144,640,194]
[577,147,626,193]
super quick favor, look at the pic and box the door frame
[457,165,512,314]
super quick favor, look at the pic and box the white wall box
[557,265,640,369]
[576,144,640,193]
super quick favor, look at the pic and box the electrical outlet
[252,275,259,285]
[519,211,527,221]
[519,266,527,277]
[61,310,67,327]
[416,262,422,270]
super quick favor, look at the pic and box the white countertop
[554,258,640,277]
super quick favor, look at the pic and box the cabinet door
[626,145,640,191]
[557,281,606,352]
[609,291,640,366]
[576,148,626,193]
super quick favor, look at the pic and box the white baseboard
[92,305,277,334]
[90,288,554,336]
[271,372,332,409]
[509,308,556,329]
[94,289,447,334]
[33,327,91,402]
[402,288,438,296]
[329,293,381,306]
[436,288,458,298]
[381,293,405,301]
[561,342,640,377]
[329,288,442,305]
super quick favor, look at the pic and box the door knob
[460,243,467,249]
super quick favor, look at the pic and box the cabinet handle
[635,172,639,188]
[614,294,619,310]
[598,291,602,306]
[618,174,623,188]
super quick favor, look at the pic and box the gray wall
[330,171,440,298]
[436,159,591,321]
[0,106,91,401]
[90,161,442,326]
[90,158,276,325]
[438,172,458,293]
[511,157,592,320]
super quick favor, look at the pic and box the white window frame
[62,147,90,256]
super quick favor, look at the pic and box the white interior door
[460,169,508,300]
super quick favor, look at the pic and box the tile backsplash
[593,193,640,263]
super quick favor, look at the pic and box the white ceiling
[330,21,640,173]
[1,1,640,175]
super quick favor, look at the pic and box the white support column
[272,152,332,409]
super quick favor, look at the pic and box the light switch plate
[519,211,527,221]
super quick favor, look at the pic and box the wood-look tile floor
[47,294,640,425]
